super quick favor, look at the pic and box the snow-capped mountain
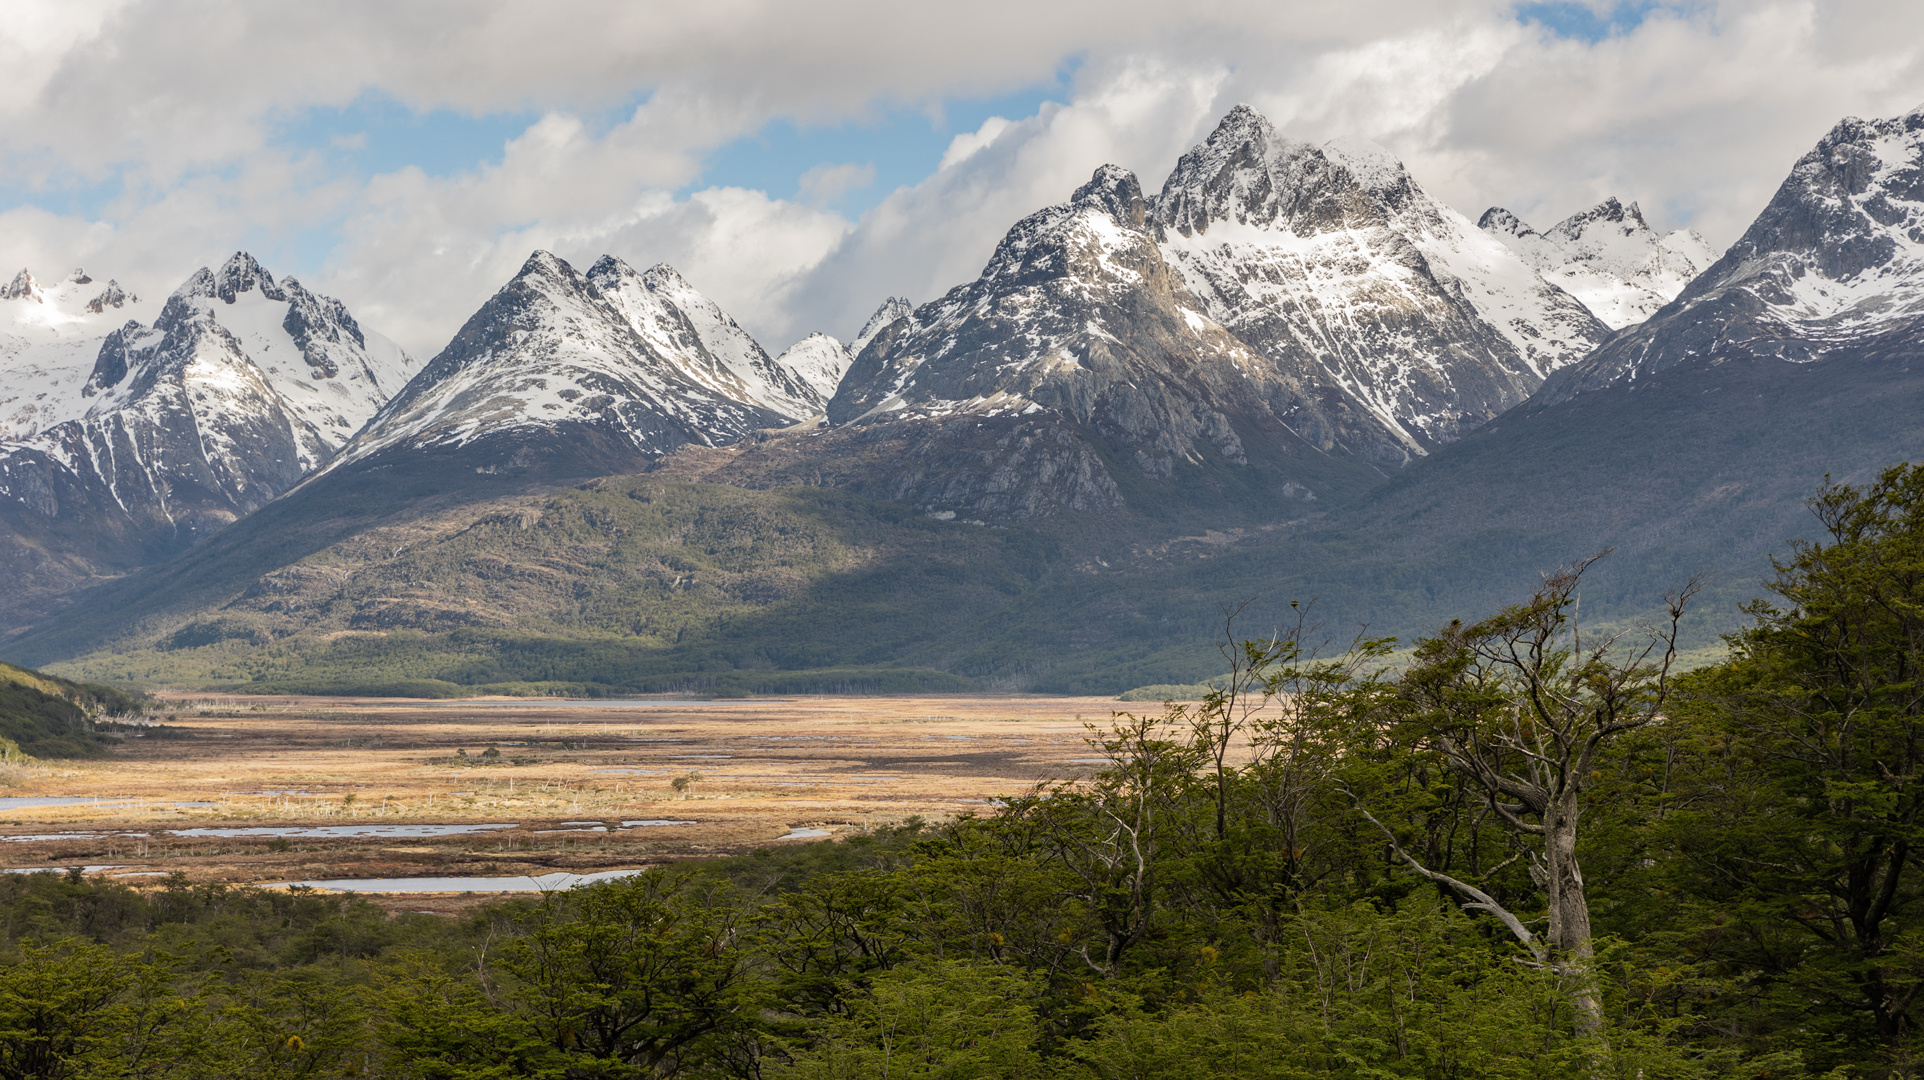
[1538,102,1924,405]
[1479,198,1717,329]
[0,268,144,440]
[79,253,416,469]
[1154,105,1610,459]
[0,252,414,513]
[826,164,1372,516]
[326,251,799,477]
[0,252,418,620]
[774,333,854,405]
[819,105,1613,517]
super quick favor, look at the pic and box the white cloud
[797,162,877,204]
[0,0,1921,358]
[938,116,1014,170]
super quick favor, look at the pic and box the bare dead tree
[1355,554,1701,1037]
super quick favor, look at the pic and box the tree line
[6,464,1924,1077]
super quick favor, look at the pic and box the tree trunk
[1544,791,1601,1036]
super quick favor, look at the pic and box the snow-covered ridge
[624,262,829,417]
[1478,198,1717,329]
[828,161,1306,487]
[76,251,418,469]
[1538,103,1924,404]
[0,267,144,440]
[328,251,799,472]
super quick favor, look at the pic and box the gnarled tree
[1356,555,1698,1035]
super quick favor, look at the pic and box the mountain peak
[853,296,913,354]
[585,253,640,281]
[642,263,691,290]
[1072,165,1149,229]
[515,249,576,283]
[1478,207,1535,238]
[1545,196,1649,243]
[211,251,284,303]
[1537,101,1924,402]
[1,269,41,302]
[85,280,133,314]
[5,269,47,303]
[1480,196,1711,329]
[1321,136,1407,195]
[773,331,853,403]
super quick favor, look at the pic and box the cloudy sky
[1,0,1920,357]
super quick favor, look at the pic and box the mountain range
[4,100,1922,696]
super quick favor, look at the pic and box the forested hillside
[0,660,147,758]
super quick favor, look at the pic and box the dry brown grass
[0,693,1242,893]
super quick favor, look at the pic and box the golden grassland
[0,693,1253,909]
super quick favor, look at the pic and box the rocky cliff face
[325,252,800,480]
[1479,198,1717,329]
[1538,103,1924,405]
[852,296,914,354]
[827,164,1356,516]
[1154,106,1609,460]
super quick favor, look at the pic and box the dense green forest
[7,463,1924,1077]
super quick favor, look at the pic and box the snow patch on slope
[0,269,144,440]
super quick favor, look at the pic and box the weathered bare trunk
[1544,791,1601,1036]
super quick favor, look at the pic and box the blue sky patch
[272,93,539,181]
[695,84,1068,217]
[1515,1,1666,42]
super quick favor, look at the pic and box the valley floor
[0,692,1239,912]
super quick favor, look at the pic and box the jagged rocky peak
[2,269,42,302]
[1152,105,1418,239]
[1074,163,1151,229]
[210,251,285,303]
[1477,206,1533,237]
[1152,103,1608,456]
[824,161,1347,517]
[0,250,420,578]
[66,269,91,285]
[1152,105,1314,236]
[1547,196,1645,240]
[852,296,913,354]
[1478,196,1716,329]
[1716,103,1924,286]
[587,255,824,419]
[85,280,134,313]
[73,249,415,463]
[1535,102,1924,405]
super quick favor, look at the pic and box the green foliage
[0,661,150,759]
[777,961,1047,1080]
